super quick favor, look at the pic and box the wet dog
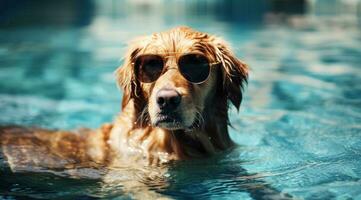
[0,27,296,200]
[0,26,248,169]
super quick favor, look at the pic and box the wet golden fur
[0,26,248,170]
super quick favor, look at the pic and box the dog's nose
[156,88,181,111]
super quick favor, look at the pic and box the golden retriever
[0,27,296,200]
[0,26,248,170]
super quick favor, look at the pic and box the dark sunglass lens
[179,54,210,83]
[135,55,163,83]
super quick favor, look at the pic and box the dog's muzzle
[153,88,184,129]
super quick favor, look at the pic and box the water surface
[1,1,361,199]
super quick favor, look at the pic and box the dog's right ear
[115,46,141,109]
[211,37,248,110]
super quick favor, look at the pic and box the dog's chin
[152,114,190,130]
[156,122,184,130]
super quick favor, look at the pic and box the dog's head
[116,27,248,131]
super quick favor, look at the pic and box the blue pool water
[1,1,361,199]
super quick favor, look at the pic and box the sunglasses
[132,53,219,84]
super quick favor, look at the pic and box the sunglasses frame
[131,52,220,84]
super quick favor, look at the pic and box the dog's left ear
[212,38,249,110]
[115,45,141,109]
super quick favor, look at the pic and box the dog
[0,27,296,200]
[0,26,248,170]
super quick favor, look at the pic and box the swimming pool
[1,0,361,199]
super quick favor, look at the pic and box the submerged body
[0,124,112,171]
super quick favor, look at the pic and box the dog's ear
[212,38,248,110]
[115,46,141,109]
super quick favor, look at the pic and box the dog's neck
[108,94,233,165]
